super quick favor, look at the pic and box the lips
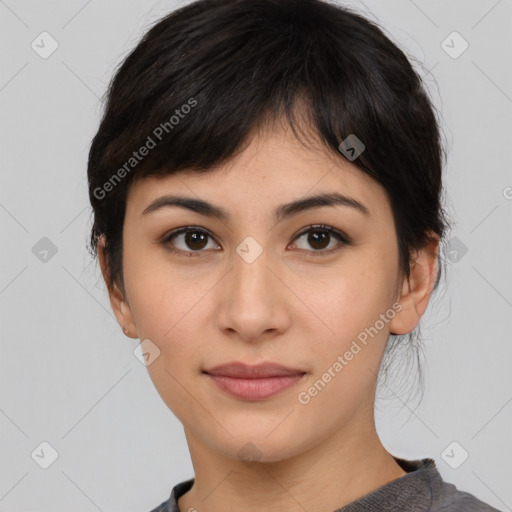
[203,361,306,378]
[203,362,307,400]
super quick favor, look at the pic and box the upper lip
[203,362,306,378]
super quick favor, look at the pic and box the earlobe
[389,235,440,335]
[97,235,138,338]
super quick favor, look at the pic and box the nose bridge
[216,235,288,340]
[232,235,275,310]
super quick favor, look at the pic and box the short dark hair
[87,0,452,402]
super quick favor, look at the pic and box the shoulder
[386,456,503,512]
[431,483,503,512]
[147,499,171,512]
[427,466,502,511]
[147,477,194,512]
[432,489,503,511]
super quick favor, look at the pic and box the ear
[97,235,138,339]
[389,233,440,335]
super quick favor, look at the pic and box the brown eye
[183,230,209,250]
[306,229,330,250]
[292,225,349,255]
[162,227,220,255]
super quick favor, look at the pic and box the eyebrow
[141,192,370,223]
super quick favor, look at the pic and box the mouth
[203,361,306,378]
[202,361,307,400]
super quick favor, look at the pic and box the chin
[205,430,309,466]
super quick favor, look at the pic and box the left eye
[290,225,349,255]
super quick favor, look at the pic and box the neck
[177,406,406,512]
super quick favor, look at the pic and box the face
[103,121,429,465]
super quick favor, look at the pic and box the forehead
[125,123,391,223]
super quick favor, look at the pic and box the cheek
[296,280,393,420]
[299,263,388,338]
[297,255,397,377]
[122,242,179,332]
[123,252,214,368]
[125,262,208,413]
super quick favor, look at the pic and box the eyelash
[160,224,351,258]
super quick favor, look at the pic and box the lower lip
[205,373,306,400]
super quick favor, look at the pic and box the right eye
[161,226,221,256]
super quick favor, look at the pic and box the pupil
[186,231,207,250]
[309,230,329,250]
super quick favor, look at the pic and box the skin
[98,119,439,512]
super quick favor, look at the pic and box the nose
[215,241,291,343]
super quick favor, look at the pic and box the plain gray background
[1,0,511,510]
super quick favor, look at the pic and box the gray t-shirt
[148,456,503,511]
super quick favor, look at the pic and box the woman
[86,0,501,510]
